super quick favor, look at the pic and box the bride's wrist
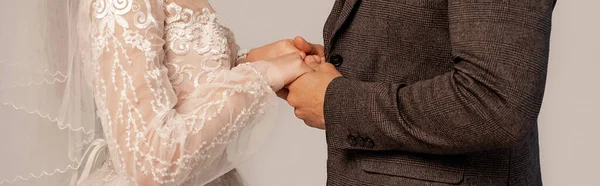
[248,61,284,91]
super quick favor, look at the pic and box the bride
[0,0,324,185]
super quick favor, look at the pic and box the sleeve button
[348,135,357,146]
[365,138,375,148]
[357,137,366,147]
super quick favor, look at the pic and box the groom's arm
[323,0,555,154]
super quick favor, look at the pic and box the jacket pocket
[356,151,465,184]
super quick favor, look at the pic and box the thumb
[285,50,307,59]
[296,36,324,57]
[293,36,311,53]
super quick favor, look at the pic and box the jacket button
[357,137,366,147]
[365,138,375,148]
[348,135,357,146]
[329,54,343,67]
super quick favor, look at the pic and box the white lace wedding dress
[77,0,282,185]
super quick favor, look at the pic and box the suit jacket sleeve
[324,0,555,154]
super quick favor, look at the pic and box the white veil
[0,0,100,185]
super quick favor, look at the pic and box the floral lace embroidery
[164,4,236,90]
[87,0,274,185]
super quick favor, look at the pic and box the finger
[281,51,306,61]
[304,55,321,71]
[311,44,325,57]
[291,50,306,59]
[293,36,311,53]
[294,36,325,57]
[312,55,322,63]
[276,89,289,99]
[293,108,304,119]
[286,91,299,107]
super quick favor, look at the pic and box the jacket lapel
[325,0,360,55]
[323,0,345,50]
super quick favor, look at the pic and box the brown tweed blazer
[322,0,556,185]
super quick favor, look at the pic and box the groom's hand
[292,36,324,58]
[287,62,342,129]
[275,55,322,99]
[246,36,324,99]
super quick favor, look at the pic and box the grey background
[211,1,600,185]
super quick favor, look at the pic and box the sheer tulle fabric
[0,0,280,185]
[0,0,98,185]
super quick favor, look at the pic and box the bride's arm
[88,0,300,185]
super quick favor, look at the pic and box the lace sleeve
[88,0,279,185]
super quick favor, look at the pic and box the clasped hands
[245,37,342,130]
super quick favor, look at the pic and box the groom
[283,0,556,185]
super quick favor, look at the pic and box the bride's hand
[265,51,315,86]
[267,53,322,99]
[245,37,324,62]
[246,39,297,62]
[303,55,323,71]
